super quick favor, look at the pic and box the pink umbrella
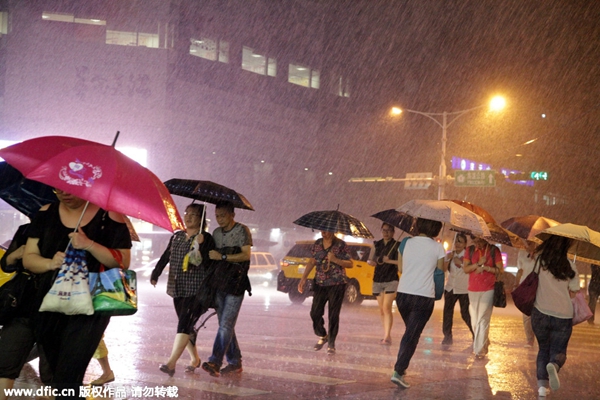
[0,136,183,232]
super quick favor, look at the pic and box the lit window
[289,64,319,89]
[106,30,159,48]
[0,12,8,35]
[190,37,229,63]
[335,76,350,97]
[42,12,106,26]
[242,46,276,77]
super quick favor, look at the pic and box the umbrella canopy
[370,209,416,235]
[447,199,497,224]
[164,178,254,211]
[536,223,600,264]
[0,161,56,218]
[501,215,560,242]
[293,210,373,239]
[396,199,491,237]
[0,136,183,232]
[486,223,526,249]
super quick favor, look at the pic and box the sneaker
[220,363,243,375]
[202,362,221,377]
[547,363,560,391]
[390,371,410,388]
[538,386,548,396]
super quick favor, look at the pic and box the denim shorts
[373,280,399,295]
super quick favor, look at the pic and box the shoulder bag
[511,259,539,316]
[89,248,137,316]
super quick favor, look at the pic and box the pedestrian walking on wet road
[202,201,252,377]
[367,223,400,346]
[441,232,473,345]
[151,203,215,377]
[463,236,503,359]
[391,218,446,389]
[298,230,352,355]
[530,235,579,397]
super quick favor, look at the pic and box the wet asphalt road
[10,279,600,399]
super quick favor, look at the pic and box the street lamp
[391,95,506,200]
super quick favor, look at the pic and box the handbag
[89,249,137,316]
[572,291,593,325]
[39,246,94,315]
[493,280,507,308]
[512,260,539,316]
[0,271,34,324]
[211,246,250,296]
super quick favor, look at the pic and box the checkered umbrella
[293,210,373,239]
[164,179,254,211]
[371,209,416,235]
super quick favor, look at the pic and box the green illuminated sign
[530,171,548,181]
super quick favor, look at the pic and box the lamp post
[391,96,506,200]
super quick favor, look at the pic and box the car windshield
[286,244,313,258]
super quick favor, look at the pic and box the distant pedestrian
[298,230,352,355]
[463,236,503,359]
[587,264,600,325]
[367,223,399,346]
[441,233,473,345]
[391,218,446,389]
[514,241,538,346]
[530,235,579,397]
[202,201,252,377]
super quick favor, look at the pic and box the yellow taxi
[276,240,376,305]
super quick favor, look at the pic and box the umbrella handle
[64,200,91,253]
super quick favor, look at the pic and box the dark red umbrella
[0,136,183,232]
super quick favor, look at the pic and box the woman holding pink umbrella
[22,189,131,399]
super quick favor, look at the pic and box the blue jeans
[208,290,244,368]
[531,307,572,385]
[394,292,434,375]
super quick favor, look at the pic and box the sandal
[327,347,336,355]
[159,364,176,377]
[314,335,328,351]
[185,360,201,373]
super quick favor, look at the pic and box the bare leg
[382,292,396,342]
[166,333,199,369]
[90,339,115,385]
[0,378,15,400]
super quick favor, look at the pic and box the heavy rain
[0,1,599,399]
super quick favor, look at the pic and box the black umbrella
[371,209,416,235]
[293,209,373,239]
[164,179,254,211]
[0,161,56,218]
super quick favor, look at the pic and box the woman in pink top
[463,236,504,359]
